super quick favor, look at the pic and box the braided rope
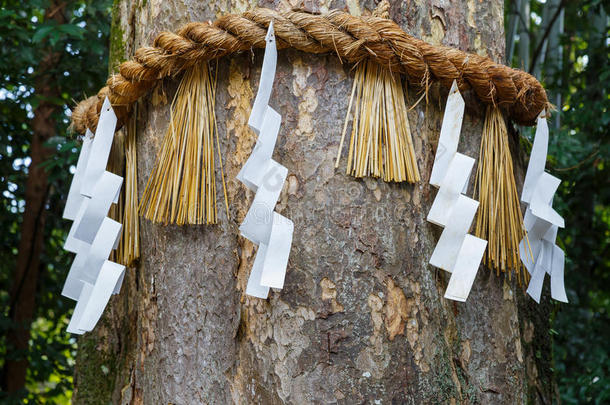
[71,6,549,134]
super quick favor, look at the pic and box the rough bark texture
[73,1,553,404]
[1,1,66,393]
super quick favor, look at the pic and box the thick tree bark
[1,1,66,393]
[73,1,553,403]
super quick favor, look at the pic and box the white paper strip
[530,172,564,227]
[81,218,122,284]
[239,161,287,244]
[63,130,93,220]
[74,171,122,244]
[426,80,487,302]
[62,217,122,300]
[444,235,487,301]
[62,244,91,300]
[245,243,270,298]
[248,23,277,133]
[260,212,294,289]
[430,81,464,187]
[550,244,567,302]
[237,107,282,190]
[427,153,474,227]
[519,113,567,303]
[430,195,479,272]
[78,260,125,331]
[521,113,549,204]
[66,260,125,334]
[66,282,93,334]
[64,200,90,253]
[60,97,127,334]
[81,98,117,197]
[238,23,293,298]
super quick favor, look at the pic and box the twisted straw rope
[71,6,549,134]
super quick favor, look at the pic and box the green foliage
[510,0,610,402]
[0,0,112,402]
[548,4,610,400]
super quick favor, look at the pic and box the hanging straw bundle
[335,59,420,183]
[107,130,125,264]
[139,63,228,225]
[121,111,140,265]
[474,107,529,285]
[106,111,140,267]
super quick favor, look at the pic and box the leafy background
[0,0,112,402]
[0,0,608,403]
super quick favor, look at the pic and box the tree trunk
[1,0,66,393]
[73,1,553,403]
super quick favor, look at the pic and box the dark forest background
[0,0,608,403]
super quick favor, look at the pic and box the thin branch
[553,149,600,172]
[529,0,567,74]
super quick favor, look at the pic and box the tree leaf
[57,24,84,39]
[32,25,54,43]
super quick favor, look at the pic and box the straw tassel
[139,63,229,225]
[474,106,529,285]
[106,129,126,264]
[335,59,420,183]
[122,111,140,265]
[105,111,140,267]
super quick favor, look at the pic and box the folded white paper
[248,23,278,134]
[444,235,487,301]
[63,130,93,220]
[81,98,117,197]
[78,260,125,331]
[62,218,122,300]
[66,260,125,334]
[430,81,464,187]
[245,244,271,298]
[260,212,294,289]
[521,113,549,204]
[238,22,293,298]
[427,153,474,227]
[74,171,122,244]
[427,80,487,302]
[64,200,90,253]
[430,195,479,272]
[61,96,127,334]
[239,161,287,244]
[66,282,93,334]
[237,107,282,190]
[519,114,567,303]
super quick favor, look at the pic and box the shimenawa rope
[70,5,549,134]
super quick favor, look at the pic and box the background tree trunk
[73,1,553,403]
[1,0,66,393]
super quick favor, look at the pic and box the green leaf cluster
[510,0,610,402]
[0,0,112,402]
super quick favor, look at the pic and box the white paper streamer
[62,217,122,300]
[430,81,465,187]
[61,98,128,333]
[66,260,125,335]
[81,98,117,197]
[238,22,294,299]
[519,114,567,303]
[73,171,122,244]
[63,130,93,220]
[76,260,125,332]
[248,25,278,133]
[427,81,487,302]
